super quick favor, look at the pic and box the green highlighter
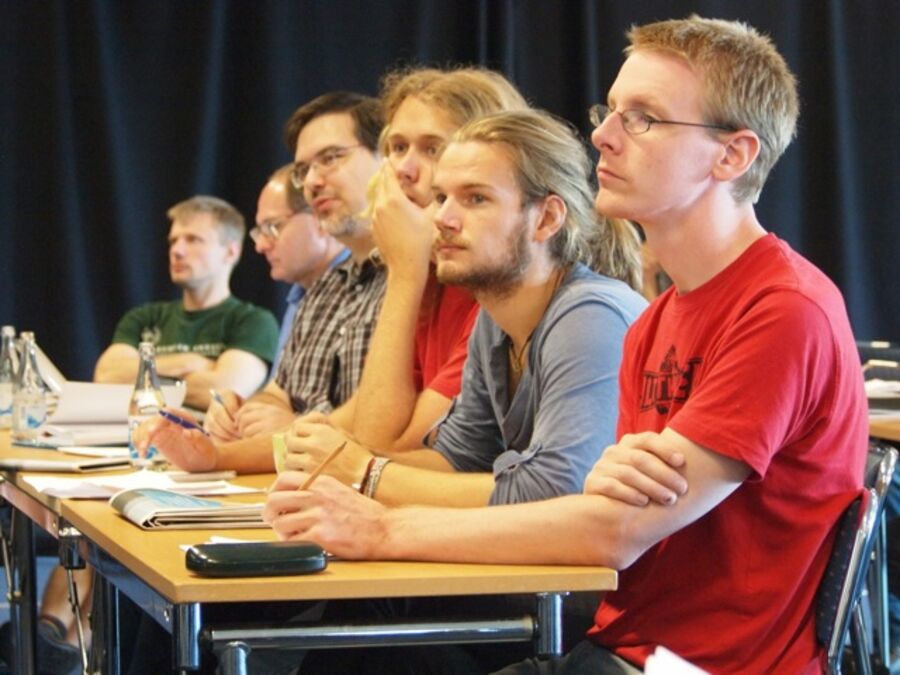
[272,432,287,473]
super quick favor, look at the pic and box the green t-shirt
[111,297,279,364]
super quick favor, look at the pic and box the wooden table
[870,417,900,444]
[2,432,617,674]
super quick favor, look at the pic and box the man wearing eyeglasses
[173,93,386,459]
[251,164,347,375]
[261,17,867,675]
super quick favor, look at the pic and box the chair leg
[852,603,874,675]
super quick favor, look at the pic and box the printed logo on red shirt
[639,346,702,415]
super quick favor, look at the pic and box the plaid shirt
[274,256,386,413]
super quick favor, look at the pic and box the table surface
[1,432,617,606]
[869,417,900,443]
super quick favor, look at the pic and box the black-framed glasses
[249,216,290,243]
[290,144,364,188]
[589,104,737,136]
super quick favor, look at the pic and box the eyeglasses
[589,104,737,136]
[249,216,291,243]
[290,144,364,188]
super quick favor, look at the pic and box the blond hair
[452,110,642,291]
[380,66,529,138]
[627,15,799,203]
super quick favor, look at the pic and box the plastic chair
[817,488,881,675]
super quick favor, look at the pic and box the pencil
[299,440,348,490]
[209,389,235,421]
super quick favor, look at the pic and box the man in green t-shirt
[94,195,278,410]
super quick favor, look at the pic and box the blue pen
[158,409,210,436]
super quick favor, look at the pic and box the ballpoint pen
[209,389,235,421]
[158,409,211,436]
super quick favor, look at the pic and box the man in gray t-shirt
[276,108,647,508]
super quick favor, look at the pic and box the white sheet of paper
[48,381,186,424]
[644,646,709,675]
[23,470,262,499]
[57,446,130,458]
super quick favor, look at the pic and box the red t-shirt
[589,234,868,674]
[413,278,479,398]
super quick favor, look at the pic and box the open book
[110,488,266,530]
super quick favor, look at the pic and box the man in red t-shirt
[261,18,868,675]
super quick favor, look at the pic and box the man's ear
[532,194,567,243]
[225,240,242,264]
[712,130,761,183]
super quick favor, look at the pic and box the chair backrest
[816,488,881,670]
[865,446,898,499]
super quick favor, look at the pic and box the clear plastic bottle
[12,331,52,441]
[0,325,18,429]
[128,341,166,464]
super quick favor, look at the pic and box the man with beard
[266,16,868,674]
[276,107,646,508]
[94,194,278,410]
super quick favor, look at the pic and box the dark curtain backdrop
[1,0,898,381]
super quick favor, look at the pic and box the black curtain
[2,0,898,380]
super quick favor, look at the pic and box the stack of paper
[14,381,185,447]
[23,469,262,499]
[866,378,900,417]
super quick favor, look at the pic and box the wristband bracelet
[363,457,392,499]
[356,457,378,494]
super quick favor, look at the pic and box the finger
[283,451,311,472]
[614,465,681,505]
[584,474,651,507]
[619,433,687,471]
[268,470,309,493]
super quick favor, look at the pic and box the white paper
[56,446,130,458]
[23,470,263,499]
[644,646,709,675]
[48,381,186,424]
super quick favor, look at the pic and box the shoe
[0,617,81,675]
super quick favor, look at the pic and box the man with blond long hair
[278,106,646,509]
[265,16,867,674]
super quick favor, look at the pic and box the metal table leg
[534,592,566,658]
[218,641,250,675]
[9,507,37,674]
[173,602,202,673]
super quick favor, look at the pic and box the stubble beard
[436,221,531,301]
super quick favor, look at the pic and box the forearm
[328,396,356,432]
[351,272,427,447]
[373,458,494,508]
[377,493,633,566]
[213,435,278,474]
[94,357,139,384]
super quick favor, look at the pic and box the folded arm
[265,428,750,568]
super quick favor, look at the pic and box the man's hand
[133,408,218,472]
[372,168,435,279]
[263,472,387,559]
[235,401,297,439]
[283,419,373,487]
[584,432,688,507]
[204,390,243,442]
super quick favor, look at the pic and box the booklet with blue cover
[109,488,266,530]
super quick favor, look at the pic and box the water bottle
[0,325,18,429]
[128,341,166,464]
[12,332,52,441]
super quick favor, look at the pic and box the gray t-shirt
[431,263,647,505]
